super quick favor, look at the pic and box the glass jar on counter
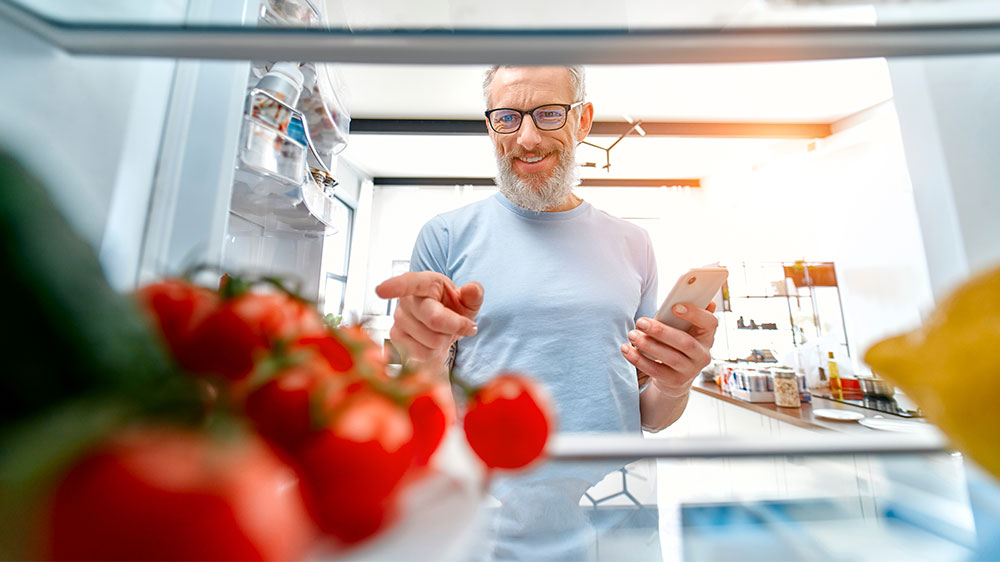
[772,368,801,408]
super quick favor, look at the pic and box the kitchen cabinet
[653,390,876,509]
[652,389,978,559]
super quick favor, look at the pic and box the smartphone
[653,267,729,332]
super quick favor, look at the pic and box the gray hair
[482,66,587,107]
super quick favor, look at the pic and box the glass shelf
[3,0,1000,64]
[8,0,1000,30]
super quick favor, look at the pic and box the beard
[494,145,580,212]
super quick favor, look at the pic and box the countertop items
[772,369,801,408]
[691,380,933,434]
[812,408,864,422]
[858,417,941,434]
[858,375,895,397]
[811,388,921,417]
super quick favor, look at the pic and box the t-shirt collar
[493,191,590,221]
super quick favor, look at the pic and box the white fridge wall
[140,55,249,284]
[0,0,257,291]
[7,0,187,24]
[887,54,1000,300]
[0,13,176,290]
[224,213,326,298]
[139,0,255,285]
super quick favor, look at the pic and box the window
[323,274,347,318]
[386,259,410,316]
[321,195,354,317]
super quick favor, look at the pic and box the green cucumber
[0,151,180,423]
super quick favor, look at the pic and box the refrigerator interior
[1,0,1000,559]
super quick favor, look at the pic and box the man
[375,65,718,433]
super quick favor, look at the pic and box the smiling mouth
[512,151,556,167]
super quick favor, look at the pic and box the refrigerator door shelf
[298,63,351,170]
[230,169,334,239]
[237,113,308,187]
[300,170,339,232]
[258,0,321,27]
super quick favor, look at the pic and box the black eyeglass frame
[484,101,586,134]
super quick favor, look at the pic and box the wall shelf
[718,262,850,371]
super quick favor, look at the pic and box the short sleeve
[410,215,450,275]
[636,229,658,322]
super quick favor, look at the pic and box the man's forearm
[639,378,692,432]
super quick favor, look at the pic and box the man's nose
[516,115,542,150]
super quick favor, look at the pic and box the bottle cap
[257,62,305,106]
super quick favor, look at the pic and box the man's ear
[576,102,595,142]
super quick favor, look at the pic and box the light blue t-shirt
[410,192,658,433]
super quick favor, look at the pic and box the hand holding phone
[653,267,728,332]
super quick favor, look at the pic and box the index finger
[376,271,458,301]
[672,302,719,332]
[409,294,478,337]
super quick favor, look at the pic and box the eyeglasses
[485,101,585,134]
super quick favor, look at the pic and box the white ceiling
[337,59,895,180]
[321,0,1000,30]
[337,59,893,121]
[321,0,883,30]
[321,0,983,181]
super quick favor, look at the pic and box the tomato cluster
[47,427,314,562]
[43,276,554,561]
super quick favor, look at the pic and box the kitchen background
[1,0,998,376]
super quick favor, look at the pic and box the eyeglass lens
[490,105,568,133]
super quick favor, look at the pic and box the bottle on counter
[827,351,841,390]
